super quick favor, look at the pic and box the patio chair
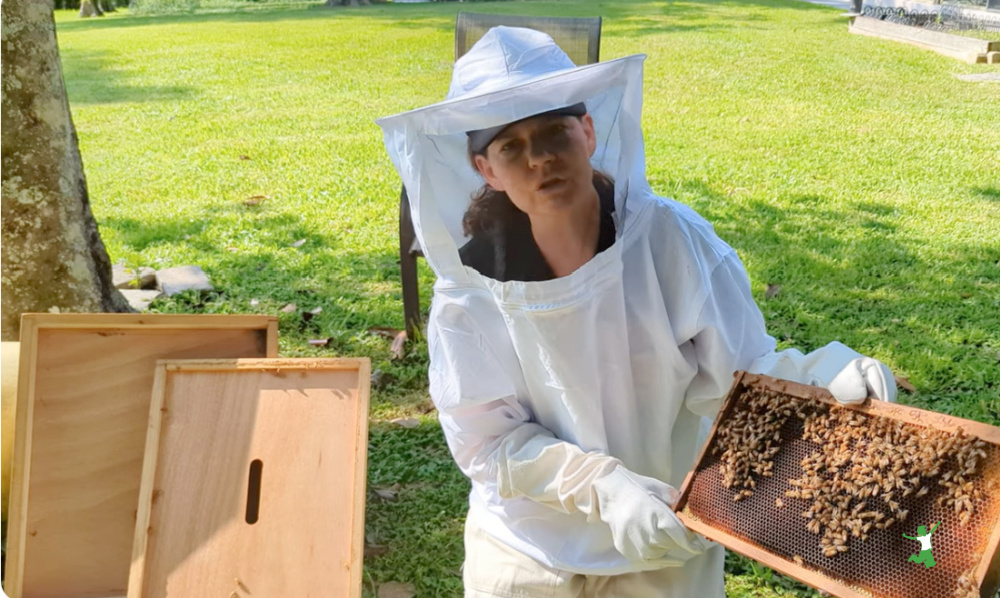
[398,12,603,337]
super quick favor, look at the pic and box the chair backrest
[455,12,602,64]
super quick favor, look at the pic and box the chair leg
[400,250,420,339]
[399,187,421,338]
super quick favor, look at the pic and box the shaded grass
[53,1,1000,596]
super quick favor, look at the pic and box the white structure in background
[862,0,1000,29]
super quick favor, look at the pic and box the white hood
[377,26,648,283]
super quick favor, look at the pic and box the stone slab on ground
[954,72,1000,81]
[120,289,163,311]
[850,16,996,63]
[112,264,157,290]
[156,265,213,296]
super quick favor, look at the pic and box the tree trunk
[1,0,132,342]
[79,0,103,17]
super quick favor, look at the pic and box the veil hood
[377,26,648,283]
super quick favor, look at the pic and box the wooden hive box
[127,358,371,598]
[4,314,278,598]
[676,372,1000,598]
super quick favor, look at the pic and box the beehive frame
[677,372,1000,598]
[127,358,370,598]
[5,314,278,598]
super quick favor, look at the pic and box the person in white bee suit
[377,26,896,598]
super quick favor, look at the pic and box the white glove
[827,355,896,404]
[749,341,897,405]
[590,465,710,564]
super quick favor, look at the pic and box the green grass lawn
[53,1,999,596]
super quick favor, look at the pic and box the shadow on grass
[668,179,1000,426]
[62,48,195,104]
[974,187,1000,202]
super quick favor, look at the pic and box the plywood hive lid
[128,358,371,598]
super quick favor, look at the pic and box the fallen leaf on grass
[368,326,403,340]
[308,338,330,347]
[390,330,407,360]
[895,375,916,393]
[390,417,419,429]
[239,155,251,160]
[249,299,260,307]
[373,487,398,501]
[280,303,297,313]
[309,306,323,315]
[765,284,782,299]
[378,582,415,598]
[243,195,268,206]
[290,238,307,248]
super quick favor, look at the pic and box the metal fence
[862,4,1000,32]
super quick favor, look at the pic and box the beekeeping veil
[377,26,646,282]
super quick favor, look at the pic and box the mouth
[538,177,567,191]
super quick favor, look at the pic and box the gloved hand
[826,355,896,405]
[749,341,897,405]
[590,465,709,564]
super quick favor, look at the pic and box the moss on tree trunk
[1,0,131,341]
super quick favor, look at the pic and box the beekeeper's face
[474,113,597,217]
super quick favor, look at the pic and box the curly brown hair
[462,170,615,238]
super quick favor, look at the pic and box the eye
[499,139,522,154]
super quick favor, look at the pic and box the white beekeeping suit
[377,26,895,595]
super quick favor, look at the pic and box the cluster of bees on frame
[712,388,991,560]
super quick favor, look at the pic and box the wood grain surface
[128,358,370,598]
[5,314,277,598]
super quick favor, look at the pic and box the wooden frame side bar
[348,358,371,595]
[126,364,170,598]
[4,317,40,597]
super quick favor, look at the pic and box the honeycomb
[678,374,1000,598]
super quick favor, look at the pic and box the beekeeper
[377,26,896,598]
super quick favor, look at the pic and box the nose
[525,139,556,168]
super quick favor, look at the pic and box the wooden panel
[128,358,370,598]
[676,372,1000,598]
[5,314,277,598]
